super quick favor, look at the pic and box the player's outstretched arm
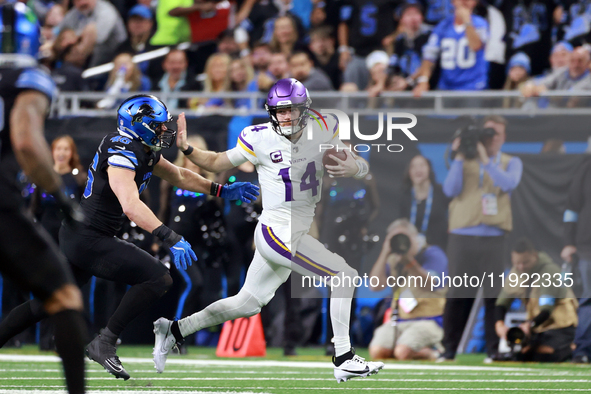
[109,166,164,233]
[154,157,260,203]
[176,112,236,173]
[109,166,197,270]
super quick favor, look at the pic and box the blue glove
[221,182,260,203]
[169,237,197,271]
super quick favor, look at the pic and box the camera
[454,125,497,159]
[390,233,411,255]
[494,326,530,361]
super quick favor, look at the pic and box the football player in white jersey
[153,78,384,382]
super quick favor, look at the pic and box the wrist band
[354,159,369,179]
[416,76,429,84]
[182,145,194,156]
[152,224,182,248]
[210,182,223,197]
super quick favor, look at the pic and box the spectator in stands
[237,0,280,47]
[423,0,454,26]
[289,51,333,91]
[97,53,151,108]
[169,0,232,45]
[246,43,274,108]
[338,0,396,91]
[40,4,65,42]
[169,0,232,75]
[49,27,94,91]
[502,52,531,108]
[413,0,489,96]
[116,5,155,63]
[150,0,191,46]
[229,58,255,110]
[58,0,127,67]
[30,0,67,25]
[190,52,231,110]
[550,42,573,72]
[556,1,591,48]
[562,155,591,363]
[308,26,341,91]
[495,238,577,362]
[398,155,450,251]
[521,46,591,97]
[364,50,389,98]
[439,115,523,362]
[270,15,304,57]
[387,2,432,92]
[368,219,447,360]
[251,42,273,74]
[217,29,240,58]
[497,0,558,76]
[310,0,327,28]
[255,51,290,93]
[157,49,194,110]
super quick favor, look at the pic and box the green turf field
[0,346,590,393]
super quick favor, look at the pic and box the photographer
[368,219,448,360]
[440,115,523,362]
[495,238,577,362]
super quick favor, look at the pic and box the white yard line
[1,377,591,383]
[2,388,591,393]
[0,354,536,372]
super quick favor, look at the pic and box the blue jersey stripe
[107,148,138,166]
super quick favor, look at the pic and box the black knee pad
[146,273,173,297]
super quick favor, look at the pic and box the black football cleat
[85,329,130,380]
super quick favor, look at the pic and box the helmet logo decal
[128,103,156,126]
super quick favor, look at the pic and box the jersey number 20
[441,37,476,70]
[279,162,319,202]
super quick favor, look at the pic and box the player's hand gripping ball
[322,148,348,168]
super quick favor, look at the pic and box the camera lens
[390,233,411,255]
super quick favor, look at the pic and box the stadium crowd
[27,0,591,107]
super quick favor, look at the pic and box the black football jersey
[339,0,397,57]
[0,63,57,209]
[80,132,161,236]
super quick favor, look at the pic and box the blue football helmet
[0,2,40,58]
[117,94,175,151]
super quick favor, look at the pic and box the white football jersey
[229,115,344,232]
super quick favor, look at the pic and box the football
[322,148,348,167]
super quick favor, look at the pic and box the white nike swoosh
[172,247,184,251]
[105,358,123,372]
[115,146,126,150]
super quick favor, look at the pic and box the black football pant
[0,207,86,394]
[0,222,172,345]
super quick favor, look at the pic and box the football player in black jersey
[0,94,259,380]
[0,3,87,394]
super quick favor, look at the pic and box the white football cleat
[333,354,385,383]
[153,317,178,373]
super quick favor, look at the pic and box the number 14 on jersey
[278,162,319,202]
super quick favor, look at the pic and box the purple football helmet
[265,78,312,136]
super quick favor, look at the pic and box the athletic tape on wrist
[354,160,369,179]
